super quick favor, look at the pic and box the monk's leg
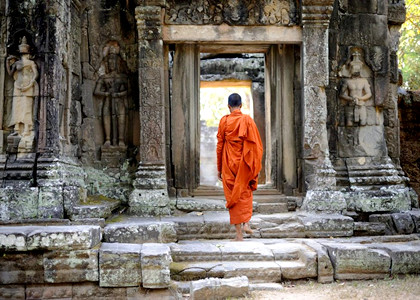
[234,224,243,241]
[243,222,253,234]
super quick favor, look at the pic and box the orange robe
[216,110,263,225]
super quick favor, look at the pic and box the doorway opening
[199,80,254,186]
[168,44,299,197]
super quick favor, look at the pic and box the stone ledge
[0,225,102,251]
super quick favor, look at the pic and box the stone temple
[1,0,420,298]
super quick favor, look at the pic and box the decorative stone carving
[164,0,294,26]
[5,36,39,152]
[94,41,128,148]
[339,50,374,127]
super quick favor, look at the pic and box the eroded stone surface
[27,226,102,251]
[99,243,142,287]
[43,249,99,283]
[323,242,391,280]
[298,213,354,237]
[104,221,176,244]
[141,243,172,289]
[0,252,44,284]
[190,276,249,300]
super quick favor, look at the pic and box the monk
[216,93,263,241]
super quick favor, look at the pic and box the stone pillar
[0,3,6,153]
[301,0,346,212]
[129,4,170,216]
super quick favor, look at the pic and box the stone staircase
[2,208,420,299]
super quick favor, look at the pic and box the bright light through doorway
[199,81,254,186]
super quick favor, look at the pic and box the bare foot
[243,223,253,234]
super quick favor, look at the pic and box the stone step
[103,211,354,243]
[69,196,121,220]
[169,240,317,282]
[175,195,300,214]
[0,225,102,251]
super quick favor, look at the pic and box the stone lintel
[162,25,302,44]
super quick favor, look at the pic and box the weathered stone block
[219,241,273,261]
[170,261,225,282]
[170,242,222,262]
[25,284,73,299]
[72,282,127,300]
[324,242,391,280]
[0,285,25,300]
[407,210,420,233]
[0,187,39,220]
[141,243,172,288]
[302,191,347,213]
[27,225,102,251]
[38,186,64,219]
[190,276,249,300]
[392,213,415,234]
[43,249,99,283]
[0,226,34,251]
[369,214,397,235]
[371,241,420,275]
[222,261,282,282]
[353,222,386,236]
[0,252,44,284]
[268,242,317,280]
[300,239,334,283]
[104,221,176,244]
[99,243,142,287]
[298,213,354,237]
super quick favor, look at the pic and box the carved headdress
[18,36,30,54]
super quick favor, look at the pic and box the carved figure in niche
[339,50,372,127]
[94,41,128,147]
[5,36,39,150]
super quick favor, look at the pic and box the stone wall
[399,90,420,205]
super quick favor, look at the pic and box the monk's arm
[216,117,226,178]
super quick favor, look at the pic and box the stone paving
[1,210,420,299]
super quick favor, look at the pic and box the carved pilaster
[301,0,346,212]
[129,6,170,216]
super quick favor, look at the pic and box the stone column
[0,4,6,153]
[301,0,346,212]
[129,4,170,216]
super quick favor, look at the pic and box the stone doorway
[167,43,300,198]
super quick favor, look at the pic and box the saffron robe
[216,110,263,225]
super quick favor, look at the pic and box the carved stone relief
[337,48,386,158]
[94,41,129,151]
[5,36,39,152]
[165,0,295,26]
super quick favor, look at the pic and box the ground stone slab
[99,243,142,287]
[190,276,249,300]
[323,242,391,280]
[43,249,99,283]
[104,221,177,244]
[141,243,172,289]
[27,225,102,251]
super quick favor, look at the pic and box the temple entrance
[166,43,300,198]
